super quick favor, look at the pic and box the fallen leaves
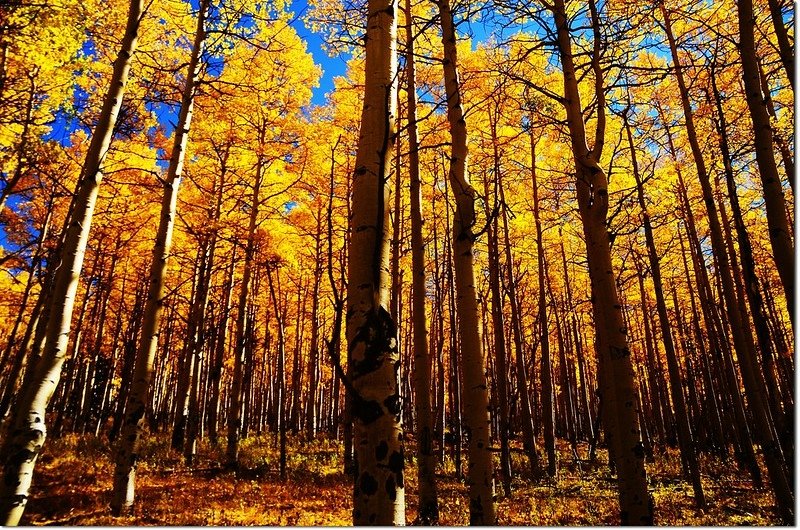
[20,434,780,525]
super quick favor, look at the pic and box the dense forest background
[0,0,794,525]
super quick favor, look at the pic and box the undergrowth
[21,433,779,525]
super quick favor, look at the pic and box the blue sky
[288,0,348,105]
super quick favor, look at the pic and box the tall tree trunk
[437,0,495,522]
[405,2,439,520]
[0,0,143,523]
[346,0,404,522]
[227,141,265,466]
[266,265,288,480]
[735,0,795,328]
[485,112,512,495]
[661,6,793,521]
[551,0,652,522]
[499,168,539,479]
[709,66,794,481]
[530,134,556,478]
[623,107,705,508]
[766,0,794,88]
[111,1,206,511]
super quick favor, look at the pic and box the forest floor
[20,433,779,525]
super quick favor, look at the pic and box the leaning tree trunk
[550,0,652,522]
[436,0,496,522]
[346,0,404,523]
[622,107,705,508]
[110,0,207,514]
[661,4,794,522]
[765,0,794,89]
[736,0,795,329]
[405,1,439,521]
[0,0,143,524]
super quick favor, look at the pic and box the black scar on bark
[388,450,404,474]
[469,496,484,524]
[353,398,383,425]
[376,440,389,461]
[386,475,396,501]
[383,393,400,416]
[609,345,629,360]
[360,471,378,496]
[350,307,397,378]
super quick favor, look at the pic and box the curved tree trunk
[436,0,496,522]
[550,0,652,522]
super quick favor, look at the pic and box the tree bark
[405,1,439,520]
[735,0,795,329]
[0,0,143,523]
[551,0,652,522]
[110,1,206,512]
[346,0,404,523]
[436,0,495,522]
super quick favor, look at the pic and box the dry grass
[20,434,780,525]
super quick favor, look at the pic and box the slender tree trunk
[0,207,51,418]
[208,252,236,444]
[437,0,495,521]
[111,1,205,510]
[0,1,143,523]
[766,0,794,88]
[661,7,793,520]
[499,170,539,479]
[227,126,267,465]
[529,134,556,478]
[709,67,794,480]
[735,0,795,328]
[485,113,512,494]
[405,3,439,520]
[623,108,705,507]
[266,265,288,480]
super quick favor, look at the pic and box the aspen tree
[346,0,405,522]
[659,4,793,521]
[110,0,208,513]
[436,0,496,522]
[530,132,556,479]
[498,160,539,480]
[0,0,144,524]
[735,0,794,328]
[404,0,439,520]
[548,0,652,522]
[227,132,267,468]
[621,104,705,508]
